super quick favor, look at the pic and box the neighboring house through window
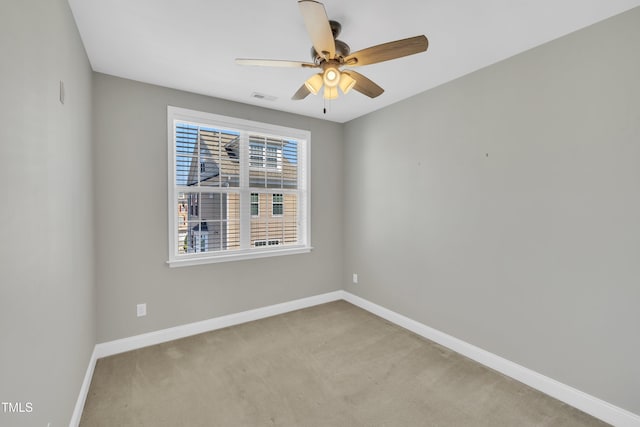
[168,107,311,266]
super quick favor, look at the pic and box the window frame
[167,106,311,267]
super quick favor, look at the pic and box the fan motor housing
[311,20,350,64]
[311,39,350,64]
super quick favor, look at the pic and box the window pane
[220,135,240,188]
[268,218,284,244]
[282,140,298,189]
[249,142,264,168]
[178,191,240,253]
[176,125,198,154]
[251,220,267,247]
[176,123,240,188]
[249,135,293,189]
[177,193,190,254]
[266,146,279,169]
[226,193,240,250]
[200,128,240,188]
[249,171,266,188]
[250,193,297,247]
[175,124,198,186]
[283,194,297,244]
[283,220,298,245]
[250,192,259,216]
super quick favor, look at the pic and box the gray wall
[343,8,640,414]
[0,0,95,426]
[2,1,638,422]
[93,73,344,342]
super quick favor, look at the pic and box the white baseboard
[71,289,639,427]
[341,291,640,427]
[94,290,344,358]
[69,346,98,427]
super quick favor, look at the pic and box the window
[254,239,280,247]
[168,107,311,266]
[250,193,259,216]
[272,194,283,216]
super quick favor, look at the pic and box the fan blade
[344,35,428,67]
[292,84,311,100]
[343,71,384,98]
[235,58,317,68]
[298,0,335,59]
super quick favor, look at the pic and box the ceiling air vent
[251,92,277,102]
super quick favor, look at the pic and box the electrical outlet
[352,273,358,284]
[137,303,147,317]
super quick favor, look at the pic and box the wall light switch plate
[136,303,146,317]
[352,273,358,284]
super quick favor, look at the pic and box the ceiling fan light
[304,73,323,95]
[323,66,341,88]
[323,86,338,100]
[339,73,356,94]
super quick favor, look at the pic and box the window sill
[167,246,313,268]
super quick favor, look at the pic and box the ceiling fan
[235,0,429,103]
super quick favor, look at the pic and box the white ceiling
[68,0,640,123]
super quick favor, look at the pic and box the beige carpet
[80,301,607,426]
